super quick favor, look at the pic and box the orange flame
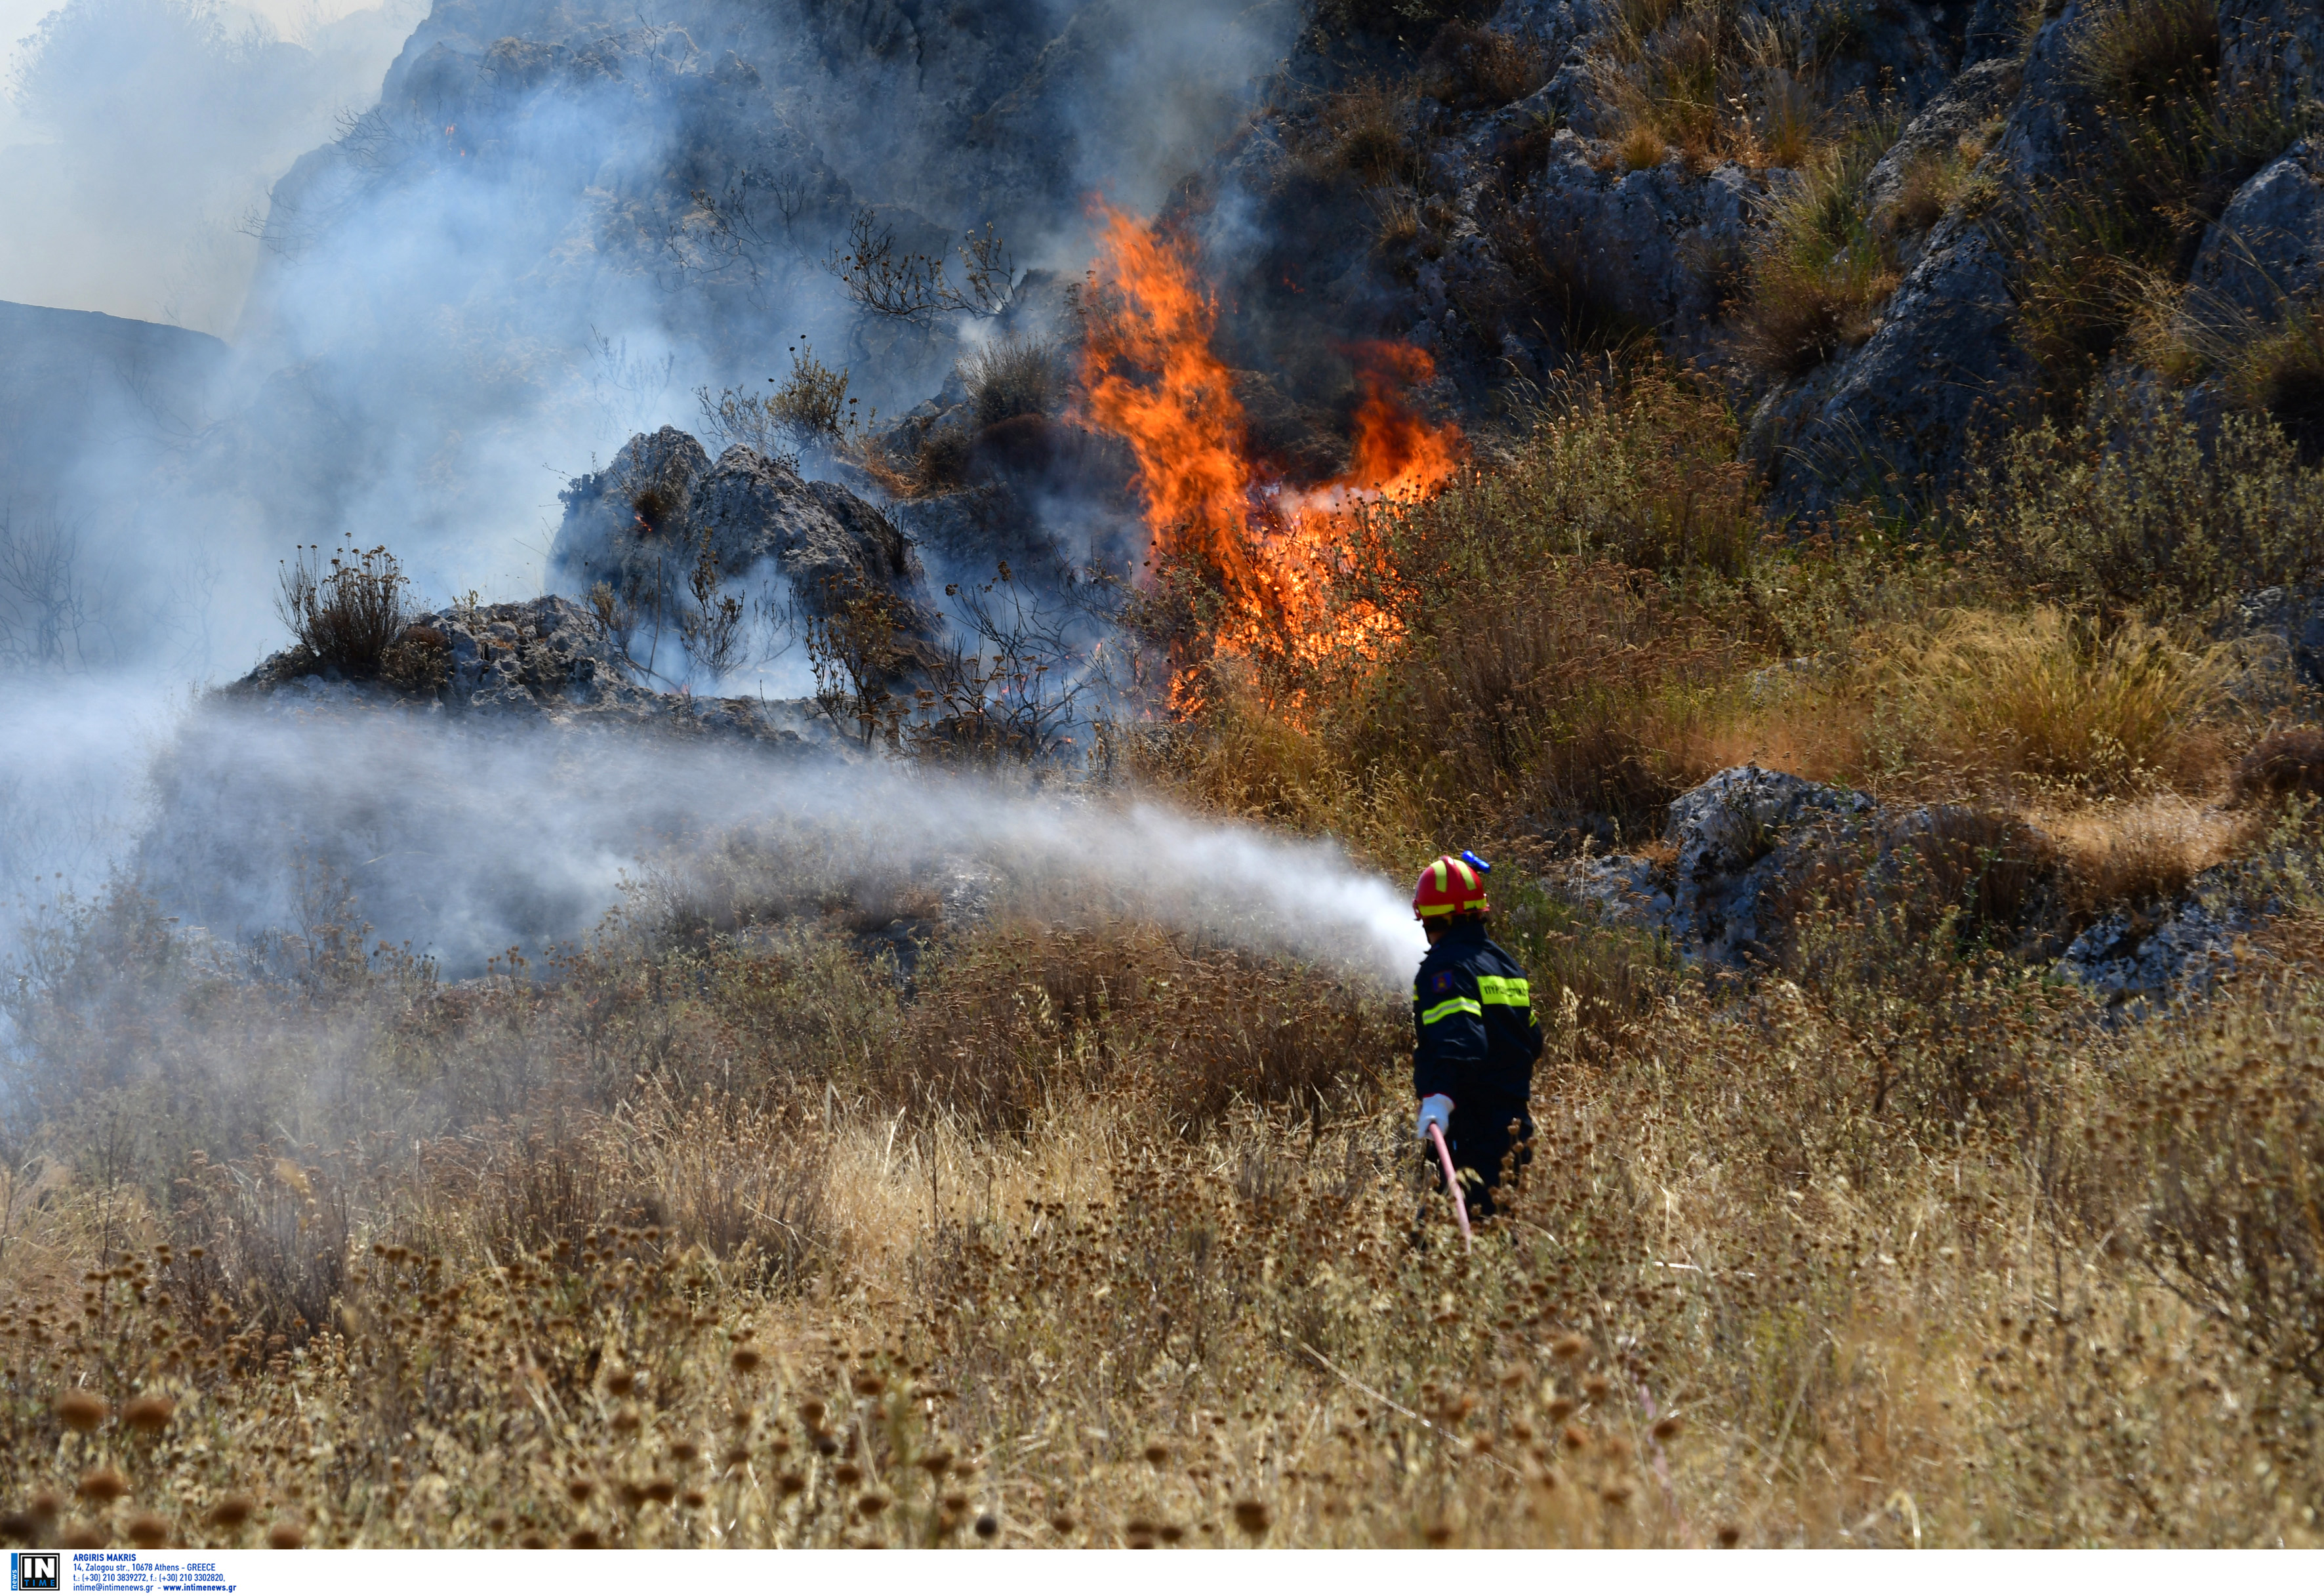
[1078,204,1462,706]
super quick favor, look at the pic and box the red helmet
[1412,853,1489,920]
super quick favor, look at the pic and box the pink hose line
[1427,1121,1473,1253]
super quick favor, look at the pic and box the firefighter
[1411,851,1541,1221]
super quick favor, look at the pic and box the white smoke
[0,0,1347,991]
[7,694,1424,983]
[1,0,421,333]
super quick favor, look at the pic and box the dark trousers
[1425,1099,1533,1220]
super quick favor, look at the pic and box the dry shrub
[1383,558,1748,832]
[1423,22,1550,112]
[379,622,451,694]
[2167,294,2324,464]
[1736,132,1898,377]
[916,425,974,491]
[1385,361,1756,579]
[960,335,1059,427]
[2232,312,2324,462]
[1491,877,1683,1063]
[1877,806,2060,939]
[1886,609,2229,794]
[2120,985,2324,1391]
[1592,0,1859,173]
[2232,726,2324,806]
[418,1100,829,1287]
[275,546,410,678]
[168,1148,351,1341]
[1596,0,1730,164]
[1879,134,1989,242]
[884,920,1400,1135]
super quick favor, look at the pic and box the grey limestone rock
[1663,764,1875,964]
[1548,764,1873,966]
[2188,136,2324,320]
[2054,892,2249,1012]
[552,430,919,618]
[2222,0,2324,121]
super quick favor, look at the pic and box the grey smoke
[118,702,1425,983]
[0,0,1315,961]
[2,0,421,333]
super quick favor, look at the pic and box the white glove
[1416,1094,1454,1143]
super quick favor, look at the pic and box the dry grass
[1736,131,1900,377]
[7,882,2324,1547]
[1304,79,1423,190]
[1591,0,1858,174]
[1421,22,1551,113]
[1843,607,2236,797]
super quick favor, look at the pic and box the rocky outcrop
[2054,888,2251,1014]
[238,594,830,747]
[1557,762,2271,1015]
[1559,764,1875,967]
[551,428,920,616]
[1509,141,1766,362]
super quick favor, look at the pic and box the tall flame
[1079,204,1463,705]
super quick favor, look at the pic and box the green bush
[1969,389,2324,612]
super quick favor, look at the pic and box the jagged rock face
[1743,16,2081,507]
[1858,56,2024,275]
[1746,0,2324,506]
[1512,142,1764,361]
[550,428,916,613]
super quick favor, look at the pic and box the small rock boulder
[2054,891,2249,1013]
[2187,136,2324,320]
[1664,765,1877,964]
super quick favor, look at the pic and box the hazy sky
[0,0,417,330]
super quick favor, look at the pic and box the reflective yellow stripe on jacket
[1475,975,1531,1010]
[1419,996,1482,1025]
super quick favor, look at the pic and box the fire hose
[1427,1121,1473,1253]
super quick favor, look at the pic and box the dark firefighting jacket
[1412,920,1543,1108]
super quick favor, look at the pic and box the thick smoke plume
[0,0,1316,966]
